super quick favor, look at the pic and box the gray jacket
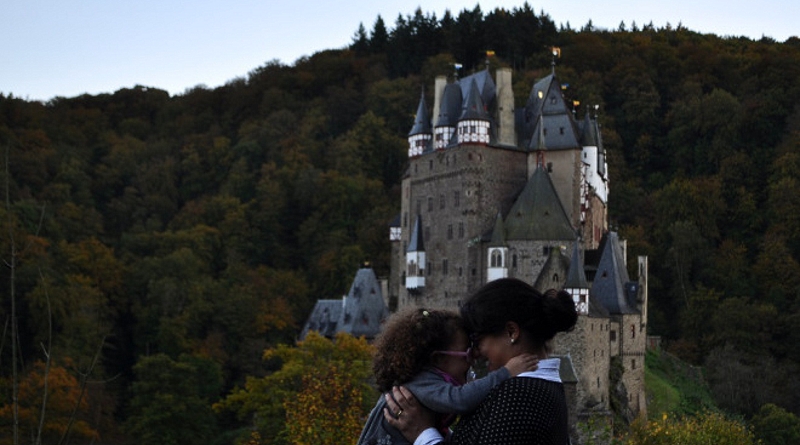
[356,367,511,445]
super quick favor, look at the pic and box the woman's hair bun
[541,289,578,335]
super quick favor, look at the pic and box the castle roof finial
[551,47,561,75]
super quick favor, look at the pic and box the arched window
[490,249,503,267]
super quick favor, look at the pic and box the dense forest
[2,3,800,444]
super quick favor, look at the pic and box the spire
[408,89,432,136]
[407,215,424,252]
[565,239,588,289]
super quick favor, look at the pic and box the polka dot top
[450,376,569,445]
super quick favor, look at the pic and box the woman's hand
[504,353,539,376]
[383,386,437,441]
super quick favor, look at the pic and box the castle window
[416,199,421,214]
[429,160,433,170]
[440,194,445,209]
[453,191,460,207]
[542,246,551,256]
[442,259,449,275]
[632,359,636,370]
[512,254,518,268]
[597,377,600,388]
[458,267,463,276]
[427,261,431,275]
[408,260,417,276]
[424,226,430,241]
[427,197,433,212]
[610,331,617,342]
[490,249,503,267]
[403,212,407,227]
[559,127,565,135]
[553,273,559,282]
[631,324,636,339]
[447,225,453,240]
[472,268,477,276]
[458,222,464,238]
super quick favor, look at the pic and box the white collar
[517,358,561,383]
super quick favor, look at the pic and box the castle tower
[457,80,491,145]
[486,212,508,282]
[565,240,590,315]
[408,91,432,157]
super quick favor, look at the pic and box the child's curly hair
[373,307,464,392]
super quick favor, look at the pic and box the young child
[356,307,538,445]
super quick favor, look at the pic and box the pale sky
[2,0,797,102]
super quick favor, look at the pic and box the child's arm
[406,353,538,414]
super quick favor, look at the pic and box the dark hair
[460,278,577,346]
[372,308,464,392]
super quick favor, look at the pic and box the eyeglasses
[433,347,472,361]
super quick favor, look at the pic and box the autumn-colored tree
[0,360,99,445]
[624,411,756,445]
[214,332,375,445]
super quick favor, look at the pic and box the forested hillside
[2,3,800,443]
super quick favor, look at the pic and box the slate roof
[300,267,389,340]
[409,92,432,136]
[590,232,640,315]
[460,79,491,121]
[436,83,463,128]
[523,74,581,151]
[407,214,425,252]
[504,165,577,241]
[565,240,589,289]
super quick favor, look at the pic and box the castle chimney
[433,75,447,128]
[495,68,516,146]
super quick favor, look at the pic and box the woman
[383,278,578,445]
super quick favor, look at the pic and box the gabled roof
[409,91,432,136]
[590,232,639,314]
[524,74,581,151]
[504,166,577,241]
[407,214,425,252]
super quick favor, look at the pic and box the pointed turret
[434,82,462,149]
[591,232,639,315]
[565,240,590,315]
[487,212,508,282]
[406,215,426,290]
[408,90,432,157]
[457,79,492,145]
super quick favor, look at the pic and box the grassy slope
[644,349,717,419]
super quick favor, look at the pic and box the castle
[387,63,649,433]
[299,61,649,440]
